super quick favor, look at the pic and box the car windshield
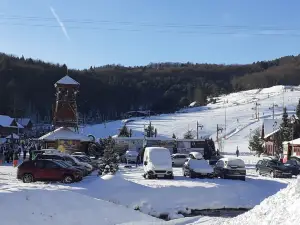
[54,161,69,168]
[74,156,85,162]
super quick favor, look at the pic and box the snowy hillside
[83,85,300,153]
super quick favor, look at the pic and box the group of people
[0,140,41,164]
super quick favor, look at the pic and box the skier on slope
[236,146,240,157]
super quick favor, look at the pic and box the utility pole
[269,103,278,120]
[252,102,261,120]
[196,121,203,139]
[216,124,223,142]
[224,100,227,138]
[283,87,285,109]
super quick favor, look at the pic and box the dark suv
[17,159,82,183]
[258,159,292,178]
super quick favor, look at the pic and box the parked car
[124,150,139,163]
[73,155,98,168]
[143,147,173,179]
[284,160,300,176]
[255,159,268,172]
[17,159,82,183]
[71,152,87,156]
[35,154,92,175]
[188,152,203,160]
[31,149,60,160]
[208,155,224,167]
[172,154,188,166]
[258,159,292,178]
[52,160,86,177]
[214,158,246,181]
[182,156,214,178]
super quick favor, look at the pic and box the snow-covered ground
[0,167,160,225]
[0,160,294,223]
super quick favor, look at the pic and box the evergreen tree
[145,122,155,137]
[296,99,300,119]
[281,107,292,142]
[248,129,264,155]
[183,130,195,139]
[118,124,130,137]
[99,137,119,175]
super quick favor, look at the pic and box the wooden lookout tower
[53,75,80,132]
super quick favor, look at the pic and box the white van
[143,147,173,179]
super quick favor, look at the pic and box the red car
[17,159,82,183]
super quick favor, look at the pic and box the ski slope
[83,85,300,154]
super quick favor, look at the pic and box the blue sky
[1,0,300,69]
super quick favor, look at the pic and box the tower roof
[55,75,79,86]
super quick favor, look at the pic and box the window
[261,160,267,166]
[44,161,60,169]
[178,155,186,159]
[64,157,75,165]
[35,161,45,169]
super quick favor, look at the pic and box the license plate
[201,173,207,175]
[157,174,164,177]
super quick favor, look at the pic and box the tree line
[2,53,300,123]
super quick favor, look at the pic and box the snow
[0,167,160,225]
[39,127,90,142]
[16,118,31,127]
[283,137,300,145]
[55,75,79,86]
[83,85,300,156]
[3,84,300,224]
[0,114,23,128]
[187,159,214,173]
[126,150,139,156]
[221,158,246,168]
[147,147,172,165]
[213,177,300,225]
[6,133,20,139]
[263,118,281,138]
[189,152,203,159]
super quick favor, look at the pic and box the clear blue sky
[1,0,300,69]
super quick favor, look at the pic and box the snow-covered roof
[16,118,31,127]
[189,101,198,107]
[39,127,90,142]
[263,119,281,138]
[6,133,20,139]
[55,75,79,86]
[283,138,300,145]
[0,115,23,128]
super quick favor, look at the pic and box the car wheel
[63,175,74,184]
[22,173,34,183]
[189,172,195,179]
[270,171,276,178]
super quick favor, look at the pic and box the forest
[1,52,300,124]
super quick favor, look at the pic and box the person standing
[236,146,240,157]
[135,153,140,168]
[23,145,28,160]
[0,145,4,165]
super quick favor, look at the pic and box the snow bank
[0,188,159,225]
[75,172,288,220]
[222,177,300,225]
